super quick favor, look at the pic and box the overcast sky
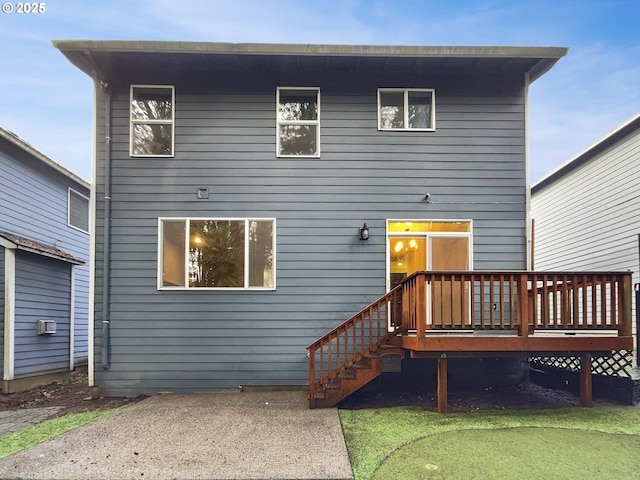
[1,0,639,183]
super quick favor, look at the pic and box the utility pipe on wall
[101,81,112,371]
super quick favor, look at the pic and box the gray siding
[13,251,71,377]
[0,141,89,363]
[94,71,528,395]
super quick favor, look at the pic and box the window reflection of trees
[278,90,318,156]
[249,220,274,287]
[131,88,173,155]
[279,125,317,156]
[379,90,433,129]
[188,220,245,288]
[185,220,274,288]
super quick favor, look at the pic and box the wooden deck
[307,271,633,411]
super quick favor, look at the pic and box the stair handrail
[307,284,403,404]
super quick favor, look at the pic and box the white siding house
[531,113,640,345]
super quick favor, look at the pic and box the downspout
[524,71,532,271]
[100,81,112,370]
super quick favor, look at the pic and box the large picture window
[277,87,320,157]
[378,88,435,131]
[159,218,275,290]
[130,85,175,156]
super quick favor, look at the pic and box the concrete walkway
[0,391,354,480]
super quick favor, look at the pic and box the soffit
[53,41,567,84]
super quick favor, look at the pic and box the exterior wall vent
[37,319,57,335]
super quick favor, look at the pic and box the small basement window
[378,88,435,131]
[130,85,175,156]
[159,218,276,290]
[277,87,320,157]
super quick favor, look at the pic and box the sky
[0,0,639,184]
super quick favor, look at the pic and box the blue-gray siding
[13,251,71,376]
[0,142,89,364]
[94,71,528,395]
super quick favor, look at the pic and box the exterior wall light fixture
[360,222,370,240]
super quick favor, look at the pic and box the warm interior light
[394,241,404,252]
[409,239,418,250]
[193,236,202,245]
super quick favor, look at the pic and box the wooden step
[312,347,406,408]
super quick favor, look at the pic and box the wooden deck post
[580,354,592,407]
[415,274,426,335]
[437,354,448,413]
[517,273,530,337]
[308,348,316,408]
[620,273,633,337]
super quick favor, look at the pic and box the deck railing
[307,287,402,404]
[397,271,633,336]
[307,271,633,404]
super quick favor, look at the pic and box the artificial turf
[339,405,640,480]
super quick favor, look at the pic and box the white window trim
[157,217,277,291]
[130,84,175,157]
[377,88,436,131]
[67,187,90,234]
[276,86,321,158]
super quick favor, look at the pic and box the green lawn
[339,405,640,480]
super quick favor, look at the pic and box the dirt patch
[0,371,145,419]
[0,369,619,418]
[338,375,618,412]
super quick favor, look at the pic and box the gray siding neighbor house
[54,41,573,398]
[0,127,90,393]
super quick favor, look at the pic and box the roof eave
[0,231,86,265]
[52,40,568,81]
[532,112,640,193]
[0,126,90,188]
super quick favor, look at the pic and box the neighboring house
[0,127,90,392]
[531,113,640,342]
[54,41,633,410]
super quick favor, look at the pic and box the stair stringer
[312,347,405,408]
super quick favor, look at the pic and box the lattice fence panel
[529,350,633,378]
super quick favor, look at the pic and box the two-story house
[54,41,633,411]
[0,127,90,392]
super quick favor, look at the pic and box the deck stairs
[307,285,405,408]
[308,271,634,410]
[311,345,405,408]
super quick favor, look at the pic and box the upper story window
[378,88,435,131]
[68,188,89,233]
[130,85,175,157]
[159,218,275,290]
[276,87,320,157]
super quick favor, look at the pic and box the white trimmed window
[68,188,89,233]
[130,85,175,156]
[276,87,320,157]
[378,88,435,131]
[159,218,276,290]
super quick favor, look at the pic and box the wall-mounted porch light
[360,222,370,241]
